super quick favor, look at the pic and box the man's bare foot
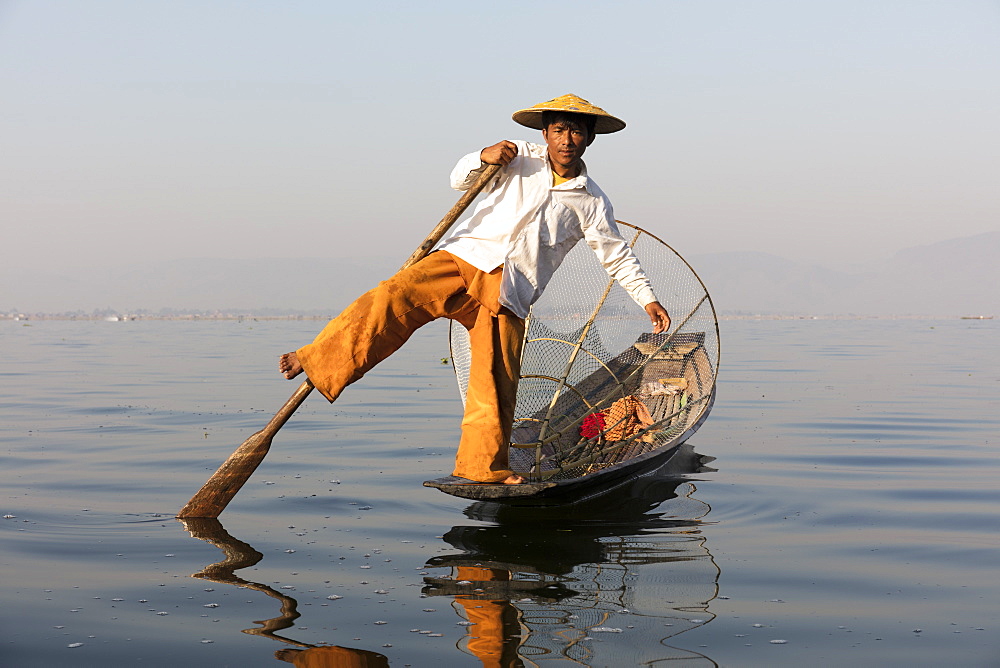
[503,474,525,485]
[278,352,303,380]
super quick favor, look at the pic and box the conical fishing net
[450,222,719,482]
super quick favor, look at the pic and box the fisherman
[279,94,670,485]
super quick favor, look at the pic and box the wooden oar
[177,163,502,518]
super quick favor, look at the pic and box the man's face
[542,120,593,174]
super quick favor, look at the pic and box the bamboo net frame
[450,221,719,482]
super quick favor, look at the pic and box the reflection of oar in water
[179,517,307,646]
[177,164,502,519]
[181,518,393,665]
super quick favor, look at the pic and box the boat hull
[424,390,715,504]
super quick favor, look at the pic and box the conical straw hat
[512,94,626,134]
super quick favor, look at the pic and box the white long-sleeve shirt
[436,140,658,319]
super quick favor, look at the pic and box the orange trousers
[296,251,524,483]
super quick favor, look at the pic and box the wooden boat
[425,222,719,503]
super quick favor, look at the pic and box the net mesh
[450,222,719,482]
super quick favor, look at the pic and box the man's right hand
[480,140,518,166]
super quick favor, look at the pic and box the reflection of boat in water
[423,445,721,667]
[427,222,720,503]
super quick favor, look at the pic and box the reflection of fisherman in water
[423,445,720,667]
[452,567,525,668]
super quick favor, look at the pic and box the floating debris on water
[326,595,343,600]
[591,627,623,633]
[770,639,788,644]
[203,603,219,608]
[68,643,84,648]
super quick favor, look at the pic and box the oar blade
[177,430,273,518]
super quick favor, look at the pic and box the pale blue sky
[3,0,998,274]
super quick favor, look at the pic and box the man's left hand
[645,302,671,334]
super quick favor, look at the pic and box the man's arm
[579,198,671,333]
[645,301,671,334]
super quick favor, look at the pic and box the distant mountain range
[4,231,997,317]
[694,230,999,316]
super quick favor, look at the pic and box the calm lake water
[2,317,998,667]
